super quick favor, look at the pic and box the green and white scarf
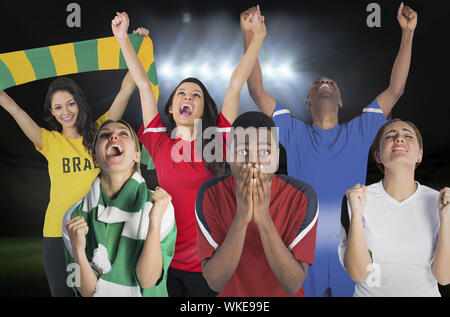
[63,172,176,297]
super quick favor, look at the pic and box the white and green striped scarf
[63,172,176,297]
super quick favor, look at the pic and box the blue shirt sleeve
[347,99,389,149]
[272,101,306,148]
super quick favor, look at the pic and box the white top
[338,181,441,297]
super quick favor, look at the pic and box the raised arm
[0,90,43,149]
[112,13,157,127]
[107,71,135,120]
[220,6,266,124]
[343,184,372,283]
[107,28,151,121]
[431,187,450,285]
[376,3,417,118]
[136,187,170,289]
[241,7,276,118]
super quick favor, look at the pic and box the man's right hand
[397,3,417,32]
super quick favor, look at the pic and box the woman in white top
[339,118,450,296]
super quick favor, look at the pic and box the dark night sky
[0,0,449,237]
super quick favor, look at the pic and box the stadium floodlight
[219,63,233,78]
[160,63,174,78]
[200,64,211,78]
[182,65,193,78]
[279,63,294,78]
[263,64,275,78]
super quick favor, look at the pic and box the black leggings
[167,267,218,297]
[42,237,73,297]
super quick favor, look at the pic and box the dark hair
[230,111,279,154]
[164,77,218,134]
[371,118,423,174]
[230,111,280,173]
[231,111,276,130]
[163,77,222,176]
[43,77,97,150]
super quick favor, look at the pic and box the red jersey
[195,174,318,296]
[138,113,231,272]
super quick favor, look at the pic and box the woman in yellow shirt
[0,27,148,297]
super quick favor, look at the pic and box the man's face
[229,127,279,182]
[306,77,342,109]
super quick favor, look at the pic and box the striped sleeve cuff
[289,201,319,250]
[272,102,291,118]
[362,99,384,115]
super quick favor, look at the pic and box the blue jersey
[272,99,388,296]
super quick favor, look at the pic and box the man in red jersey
[196,111,318,296]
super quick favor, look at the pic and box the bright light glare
[279,64,293,78]
[219,63,233,78]
[182,65,193,78]
[160,63,174,78]
[263,64,275,78]
[200,64,211,78]
[157,60,297,80]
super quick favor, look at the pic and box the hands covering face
[235,163,272,225]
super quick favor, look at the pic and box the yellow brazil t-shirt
[36,113,109,237]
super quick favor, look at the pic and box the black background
[0,0,449,237]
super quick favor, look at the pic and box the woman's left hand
[112,12,130,39]
[439,187,450,221]
[248,5,266,38]
[133,27,149,37]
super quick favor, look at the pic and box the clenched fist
[112,11,130,39]
[65,216,89,255]
[397,3,417,31]
[150,186,172,220]
[439,187,450,222]
[346,184,368,217]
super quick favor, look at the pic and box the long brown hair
[43,77,96,150]
[163,77,226,176]
[371,118,423,174]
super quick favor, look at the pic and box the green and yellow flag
[0,33,157,170]
[0,34,159,102]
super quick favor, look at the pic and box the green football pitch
[0,238,50,296]
[0,238,448,297]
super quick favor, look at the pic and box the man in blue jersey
[240,3,417,296]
